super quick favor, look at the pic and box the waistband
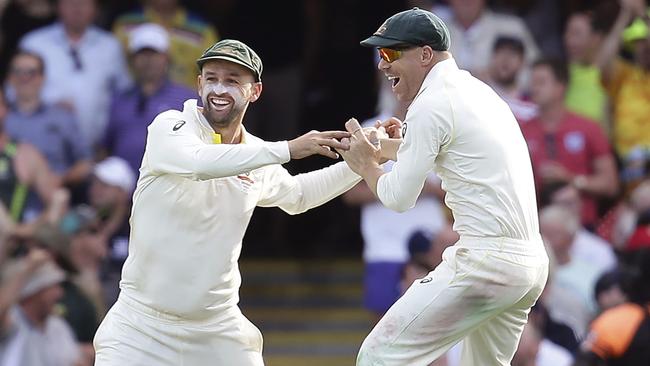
[457,235,547,257]
[117,292,237,325]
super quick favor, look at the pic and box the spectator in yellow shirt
[595,0,650,158]
[113,0,218,88]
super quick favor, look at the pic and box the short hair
[539,181,572,209]
[532,57,569,86]
[11,50,46,74]
[492,35,525,56]
[619,248,650,304]
[539,204,580,235]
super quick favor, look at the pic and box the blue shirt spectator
[19,0,131,148]
[103,24,194,175]
[6,104,91,175]
[6,51,92,186]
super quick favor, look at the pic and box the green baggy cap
[361,7,450,50]
[197,39,263,82]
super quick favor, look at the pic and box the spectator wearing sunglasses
[18,0,132,149]
[342,8,548,366]
[521,58,619,228]
[5,51,92,190]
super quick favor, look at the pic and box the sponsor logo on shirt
[236,172,255,192]
[173,120,186,131]
[564,132,585,153]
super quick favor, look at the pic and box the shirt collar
[53,22,98,46]
[412,57,459,102]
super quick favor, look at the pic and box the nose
[378,58,390,71]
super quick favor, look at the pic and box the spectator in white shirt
[19,0,131,148]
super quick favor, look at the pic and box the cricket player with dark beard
[93,39,361,366]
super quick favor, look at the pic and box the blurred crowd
[0,0,648,365]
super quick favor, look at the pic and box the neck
[457,12,482,29]
[537,102,565,131]
[201,108,245,144]
[491,78,519,98]
[20,303,46,329]
[64,25,86,43]
[555,250,571,265]
[140,78,165,97]
[213,123,243,144]
[16,96,41,114]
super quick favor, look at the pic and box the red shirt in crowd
[521,111,612,226]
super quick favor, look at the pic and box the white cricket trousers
[94,294,264,366]
[357,235,549,366]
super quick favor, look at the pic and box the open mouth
[387,75,400,88]
[208,96,232,112]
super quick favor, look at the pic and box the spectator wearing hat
[19,0,132,148]
[86,157,134,306]
[595,0,650,158]
[29,223,100,366]
[0,249,81,366]
[102,23,194,177]
[112,0,218,88]
[485,35,538,122]
[5,51,92,187]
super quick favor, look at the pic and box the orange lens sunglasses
[378,48,404,63]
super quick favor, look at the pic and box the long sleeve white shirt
[120,99,360,320]
[377,59,539,241]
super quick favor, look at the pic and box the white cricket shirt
[120,99,360,320]
[377,59,540,240]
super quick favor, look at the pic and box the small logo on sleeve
[402,122,408,138]
[173,121,186,131]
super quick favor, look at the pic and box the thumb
[345,118,362,135]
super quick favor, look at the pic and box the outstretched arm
[146,113,350,181]
[257,161,361,215]
[595,0,646,82]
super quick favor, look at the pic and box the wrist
[573,175,588,191]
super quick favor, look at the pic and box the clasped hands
[287,117,403,176]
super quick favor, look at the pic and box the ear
[421,46,435,66]
[248,82,263,103]
[197,74,203,97]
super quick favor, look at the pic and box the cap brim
[360,35,408,48]
[196,55,259,80]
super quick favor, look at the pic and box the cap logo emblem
[375,20,389,35]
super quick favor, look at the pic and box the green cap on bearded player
[360,7,450,50]
[196,39,263,82]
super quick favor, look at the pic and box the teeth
[387,75,397,80]
[209,98,230,106]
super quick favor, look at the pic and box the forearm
[574,173,619,197]
[153,141,291,180]
[595,8,634,74]
[285,162,362,214]
[63,161,93,186]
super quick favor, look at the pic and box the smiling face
[378,46,432,104]
[197,60,262,128]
